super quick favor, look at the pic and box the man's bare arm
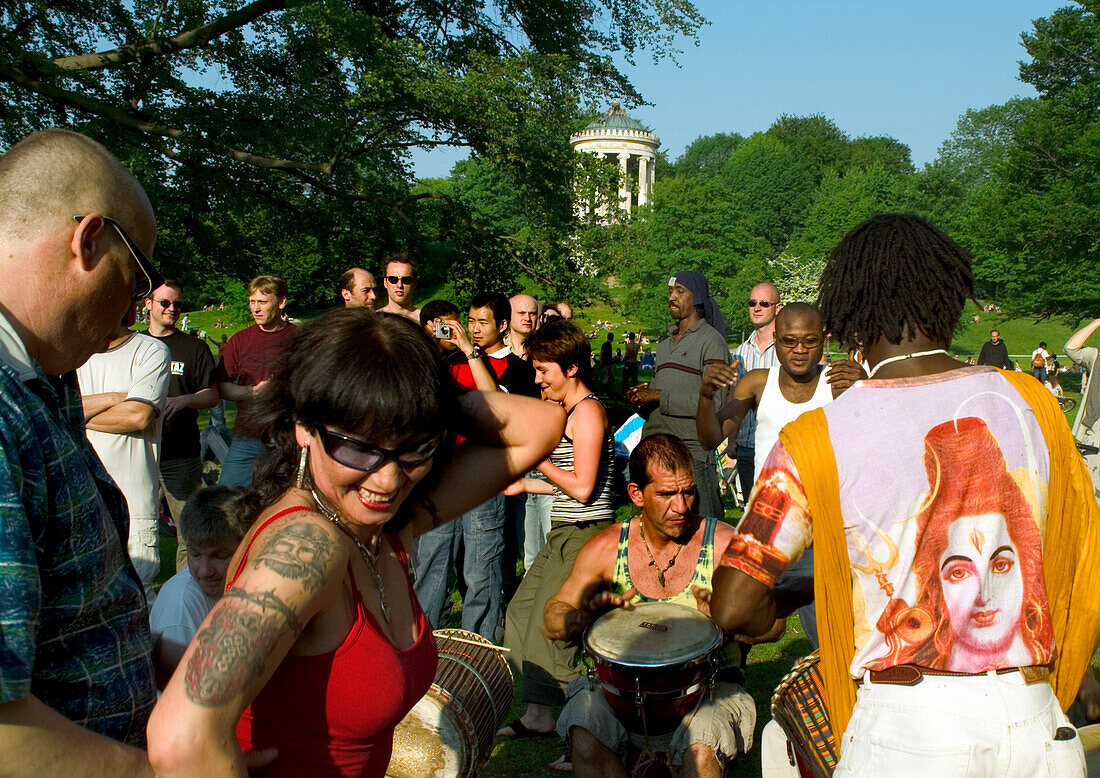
[1067,318,1100,351]
[711,565,778,639]
[543,530,624,641]
[85,400,157,434]
[698,369,762,452]
[0,696,153,777]
[218,381,259,403]
[80,392,125,421]
[164,386,219,420]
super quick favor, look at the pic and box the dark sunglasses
[321,428,442,472]
[153,299,184,310]
[777,335,823,349]
[747,299,775,308]
[386,275,415,285]
[73,215,163,302]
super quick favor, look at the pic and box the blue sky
[411,0,1067,178]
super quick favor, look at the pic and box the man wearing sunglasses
[378,253,421,322]
[0,129,164,772]
[144,280,219,570]
[728,282,782,503]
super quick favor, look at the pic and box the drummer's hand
[691,585,712,617]
[586,588,636,613]
[1078,668,1100,721]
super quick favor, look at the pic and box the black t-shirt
[146,329,217,460]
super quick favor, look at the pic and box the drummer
[544,433,756,778]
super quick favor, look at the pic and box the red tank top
[232,507,437,777]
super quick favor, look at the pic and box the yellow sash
[779,371,1100,738]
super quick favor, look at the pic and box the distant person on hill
[621,331,640,394]
[1031,341,1051,384]
[339,266,378,309]
[977,329,1013,369]
[600,331,614,387]
[378,253,421,322]
[216,275,295,487]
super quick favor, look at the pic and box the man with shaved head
[0,129,164,772]
[507,293,539,359]
[339,266,378,308]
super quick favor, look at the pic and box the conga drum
[584,601,722,738]
[769,652,838,778]
[387,629,513,778]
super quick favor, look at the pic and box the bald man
[0,129,163,772]
[339,267,378,308]
[729,282,781,502]
[508,293,539,359]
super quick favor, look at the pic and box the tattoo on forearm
[251,522,335,590]
[184,588,302,706]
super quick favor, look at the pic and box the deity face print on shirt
[939,511,1026,656]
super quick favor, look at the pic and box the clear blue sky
[411,0,1067,179]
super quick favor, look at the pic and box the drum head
[387,694,468,778]
[585,601,720,667]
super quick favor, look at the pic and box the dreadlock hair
[817,213,973,350]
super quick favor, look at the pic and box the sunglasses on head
[386,275,415,285]
[321,428,442,472]
[73,215,163,302]
[747,299,775,308]
[153,298,184,310]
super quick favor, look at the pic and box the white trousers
[834,671,1085,777]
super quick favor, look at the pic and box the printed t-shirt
[723,367,1056,676]
[216,323,296,438]
[77,332,171,520]
[147,329,217,461]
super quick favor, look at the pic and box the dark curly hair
[817,213,973,350]
[246,308,459,530]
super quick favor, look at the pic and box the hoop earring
[296,445,310,489]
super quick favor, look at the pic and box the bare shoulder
[711,519,739,550]
[236,500,348,593]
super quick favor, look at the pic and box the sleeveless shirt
[231,507,438,777]
[610,515,740,669]
[753,364,833,480]
[548,394,616,524]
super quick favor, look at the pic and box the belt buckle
[1019,666,1050,685]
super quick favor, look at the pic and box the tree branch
[50,0,285,72]
[0,64,338,174]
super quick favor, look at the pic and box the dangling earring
[296,445,310,489]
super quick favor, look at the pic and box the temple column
[637,155,650,206]
[618,152,632,212]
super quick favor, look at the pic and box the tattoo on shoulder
[251,521,336,590]
[183,588,302,707]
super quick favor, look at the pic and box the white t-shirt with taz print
[77,332,170,520]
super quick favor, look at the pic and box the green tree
[722,133,815,252]
[0,0,705,307]
[670,132,745,177]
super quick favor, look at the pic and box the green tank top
[610,516,741,671]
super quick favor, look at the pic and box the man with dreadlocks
[711,213,1100,777]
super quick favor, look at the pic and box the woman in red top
[148,309,564,777]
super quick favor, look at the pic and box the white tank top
[753,365,834,480]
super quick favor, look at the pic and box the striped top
[611,515,718,606]
[549,395,616,524]
[641,319,730,462]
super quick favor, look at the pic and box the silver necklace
[638,522,685,588]
[307,484,391,623]
[867,348,950,378]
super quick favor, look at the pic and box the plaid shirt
[0,314,154,745]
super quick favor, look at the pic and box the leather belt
[858,664,1051,687]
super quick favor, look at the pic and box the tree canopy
[0,0,704,308]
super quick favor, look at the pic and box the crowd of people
[3,126,1100,778]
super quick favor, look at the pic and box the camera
[434,321,452,339]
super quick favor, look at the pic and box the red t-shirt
[216,323,296,437]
